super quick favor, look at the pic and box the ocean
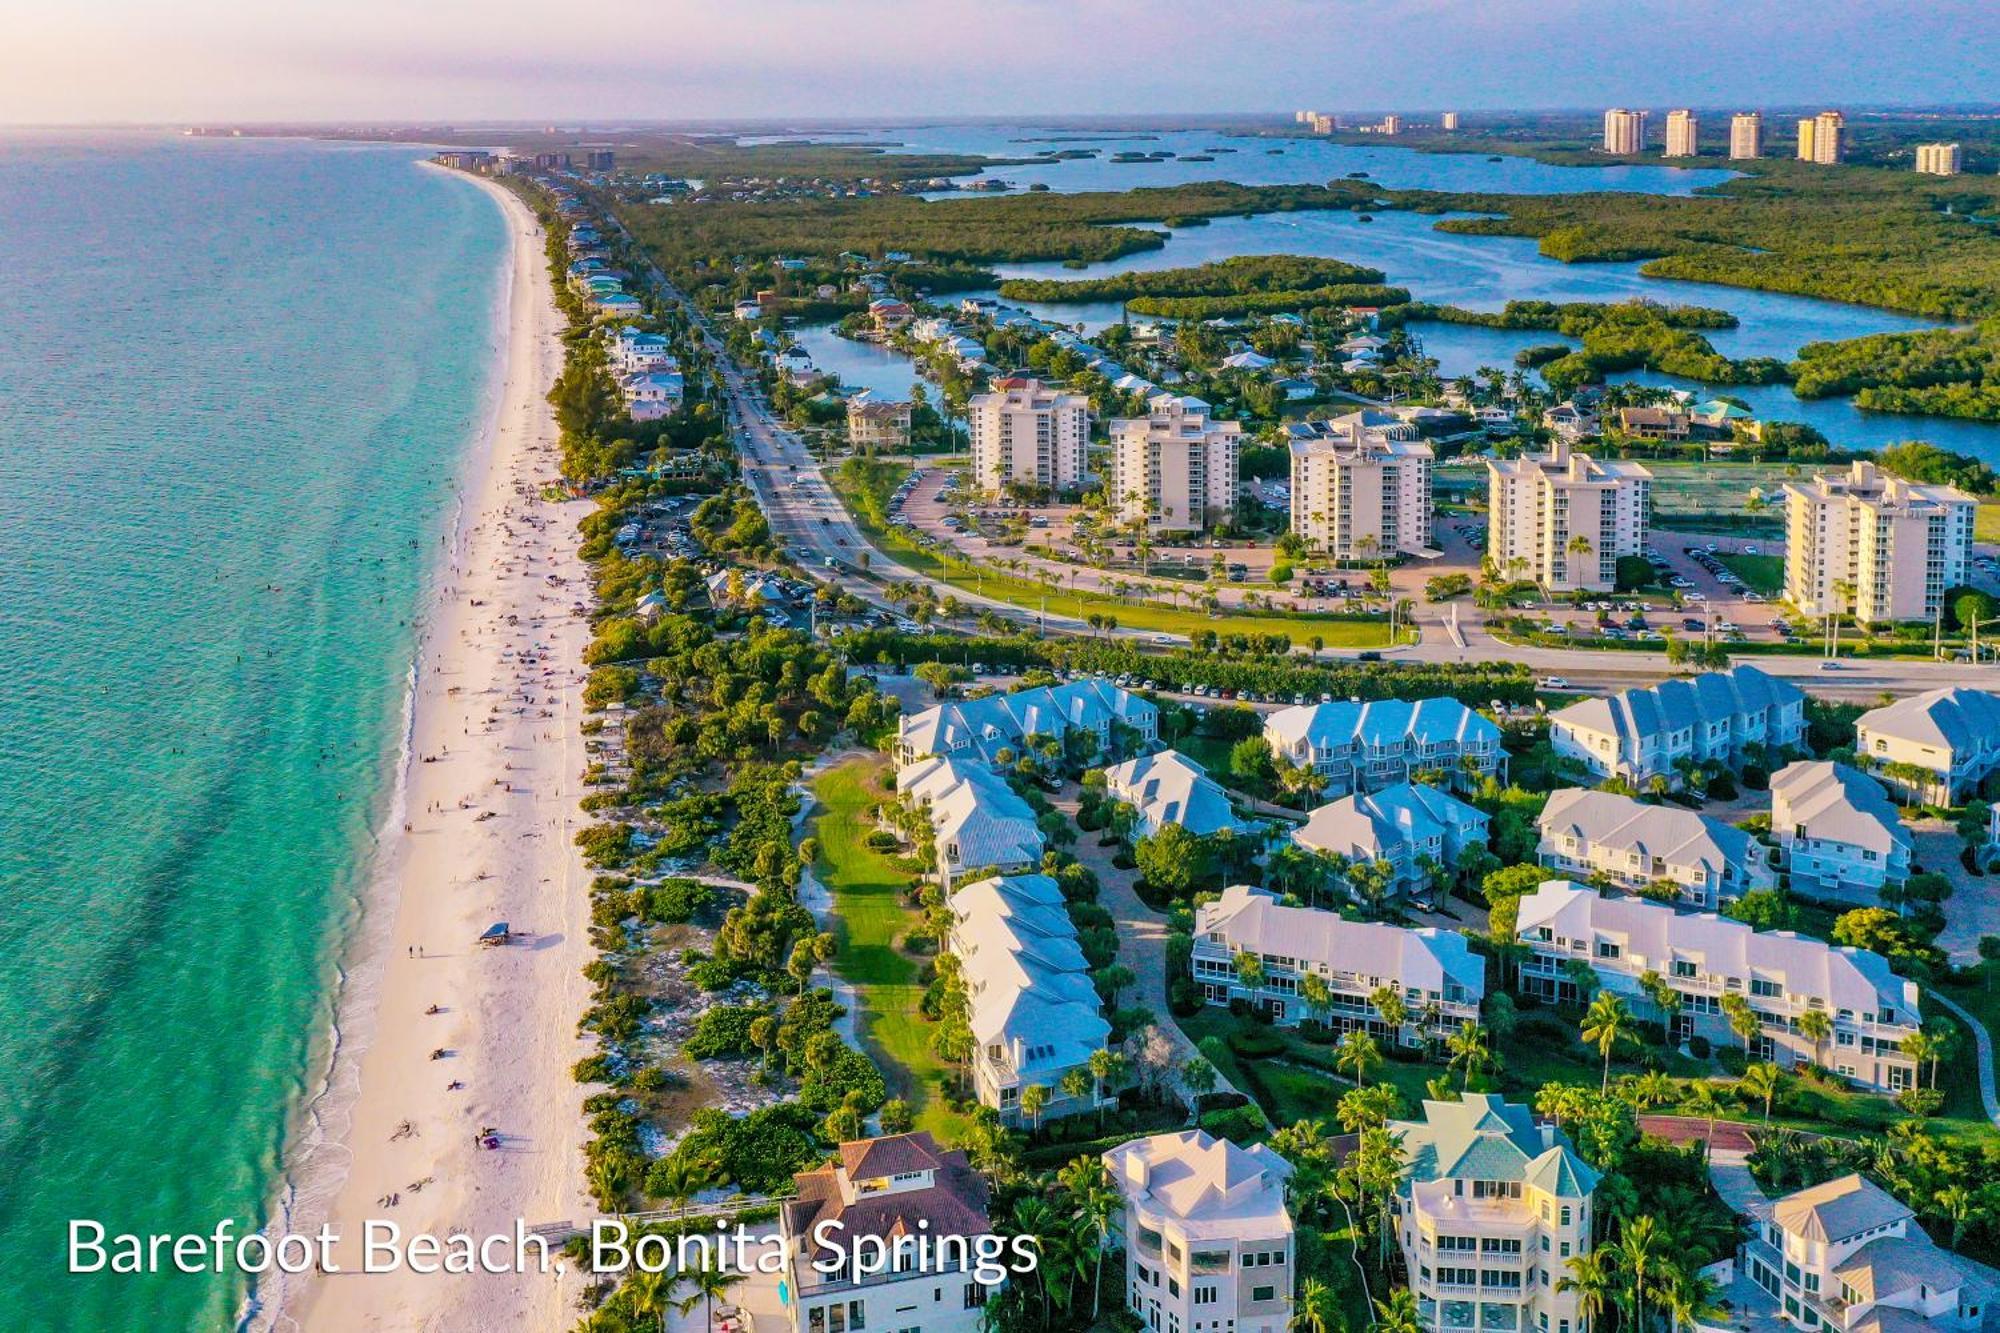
[0,131,508,1330]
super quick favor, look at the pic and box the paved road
[598,206,2000,697]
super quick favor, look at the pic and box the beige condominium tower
[1664,109,1698,157]
[1602,108,1647,154]
[1729,111,1764,159]
[1797,109,1846,163]
[966,376,1091,497]
[1288,413,1434,561]
[1782,460,1975,624]
[1106,394,1243,534]
[1487,440,1651,592]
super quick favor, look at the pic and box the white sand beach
[279,171,594,1331]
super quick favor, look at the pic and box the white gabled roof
[1548,664,1802,749]
[1516,881,1921,1018]
[1103,1130,1294,1241]
[1538,788,1761,880]
[1103,749,1244,836]
[1769,761,1908,857]
[1294,781,1486,862]
[1195,885,1485,999]
[899,680,1157,765]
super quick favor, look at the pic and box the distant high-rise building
[1798,110,1845,164]
[1915,142,1963,176]
[1664,109,1698,157]
[586,150,615,171]
[1602,108,1647,155]
[1729,112,1764,160]
[1381,114,1402,135]
[1440,112,1460,131]
[1488,440,1651,592]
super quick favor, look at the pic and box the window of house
[1252,1287,1275,1304]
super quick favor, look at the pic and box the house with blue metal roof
[1549,665,1806,788]
[1261,698,1503,797]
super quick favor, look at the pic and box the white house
[1548,665,1806,788]
[1292,781,1489,901]
[1738,1173,1998,1333]
[896,680,1158,768]
[1104,1131,1297,1333]
[947,874,1109,1125]
[1536,787,1776,908]
[1261,698,1504,797]
[1516,881,1921,1090]
[1854,687,2000,805]
[899,755,1044,888]
[1102,749,1248,838]
[1392,1093,1603,1333]
[1770,761,1912,902]
[1191,885,1484,1041]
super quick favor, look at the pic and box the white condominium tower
[967,376,1091,496]
[1602,108,1647,155]
[1440,112,1460,131]
[1106,394,1243,533]
[1288,414,1434,560]
[1664,109,1698,157]
[1797,110,1845,164]
[1915,142,1963,176]
[1729,112,1764,159]
[1782,460,1975,624]
[1486,440,1650,592]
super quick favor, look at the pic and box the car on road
[1818,660,1842,671]
[1538,676,1571,690]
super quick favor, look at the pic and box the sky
[4,0,1998,124]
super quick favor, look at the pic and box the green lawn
[828,463,1400,646]
[1717,553,1786,596]
[809,757,969,1140]
[1978,502,2000,545]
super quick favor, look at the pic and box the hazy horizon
[6,0,1999,126]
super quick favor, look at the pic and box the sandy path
[277,171,593,1331]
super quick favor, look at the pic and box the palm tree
[1617,1214,1665,1333]
[688,1256,741,1333]
[1337,1029,1384,1088]
[1446,1020,1491,1092]
[1660,1263,1726,1333]
[1292,1276,1333,1333]
[1739,1061,1782,1124]
[1797,1009,1833,1069]
[1372,984,1410,1046]
[1639,970,1684,1047]
[1300,973,1334,1030]
[1683,1080,1727,1161]
[1936,1184,1974,1250]
[1057,1157,1121,1318]
[1019,1082,1050,1134]
[626,1268,673,1333]
[1374,1287,1425,1333]
[1581,991,1634,1093]
[1559,1251,1617,1331]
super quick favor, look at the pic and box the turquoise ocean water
[0,132,508,1330]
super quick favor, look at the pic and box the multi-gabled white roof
[1855,687,2000,758]
[1294,781,1487,863]
[1548,664,1802,750]
[1516,881,1921,1019]
[950,875,1107,1082]
[899,755,1043,872]
[1770,761,1908,857]
[1538,788,1764,883]
[1195,885,1485,1001]
[1103,1130,1295,1243]
[1103,749,1245,836]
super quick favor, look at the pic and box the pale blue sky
[4,0,1996,124]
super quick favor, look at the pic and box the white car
[1539,676,1572,690]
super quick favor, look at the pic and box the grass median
[829,459,1403,646]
